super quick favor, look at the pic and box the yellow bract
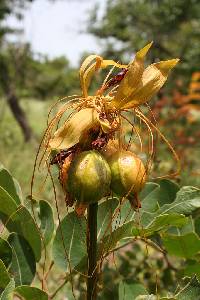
[111,46,179,109]
[79,55,127,97]
[49,108,98,150]
[112,42,153,106]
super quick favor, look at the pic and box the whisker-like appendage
[136,108,181,178]
[120,113,144,153]
[135,112,155,175]
[47,95,80,126]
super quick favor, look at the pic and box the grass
[0,97,59,202]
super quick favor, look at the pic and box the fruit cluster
[61,146,146,213]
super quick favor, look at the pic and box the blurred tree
[0,0,34,141]
[89,0,200,88]
[25,55,79,100]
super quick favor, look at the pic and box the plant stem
[87,202,98,300]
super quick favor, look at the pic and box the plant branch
[87,202,98,300]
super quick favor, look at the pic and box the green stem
[87,202,98,300]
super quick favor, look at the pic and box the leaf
[0,186,18,216]
[184,260,200,280]
[0,238,12,268]
[52,212,87,271]
[97,197,118,240]
[8,233,36,286]
[53,199,119,272]
[39,200,54,246]
[139,182,159,200]
[141,186,161,214]
[141,179,179,213]
[119,282,147,300]
[49,108,98,150]
[132,214,187,237]
[14,286,48,300]
[176,276,200,300]
[121,59,179,109]
[99,219,135,256]
[112,42,153,108]
[0,165,22,205]
[163,233,200,258]
[0,279,15,300]
[156,186,200,216]
[139,185,200,230]
[158,179,179,206]
[178,216,194,235]
[0,260,10,289]
[0,187,41,261]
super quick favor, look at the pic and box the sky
[7,0,106,66]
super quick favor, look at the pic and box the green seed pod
[108,150,146,197]
[67,150,111,204]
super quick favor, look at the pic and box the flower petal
[119,58,179,109]
[111,42,153,108]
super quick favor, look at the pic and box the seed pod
[67,150,111,204]
[108,150,146,197]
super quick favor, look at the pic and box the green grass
[0,98,60,202]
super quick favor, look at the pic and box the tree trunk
[6,91,33,142]
[0,56,33,142]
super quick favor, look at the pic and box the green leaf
[0,260,10,289]
[38,200,54,246]
[158,179,179,206]
[53,199,119,272]
[99,219,135,256]
[184,260,200,280]
[158,186,200,216]
[178,216,194,235]
[176,276,200,300]
[140,185,160,213]
[97,198,118,240]
[0,165,22,205]
[0,279,15,300]
[139,182,159,200]
[119,282,147,300]
[52,212,87,271]
[0,188,41,261]
[0,186,18,216]
[194,217,200,237]
[8,233,36,286]
[0,238,12,268]
[14,286,48,300]
[140,186,200,228]
[132,214,188,237]
[163,233,200,258]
